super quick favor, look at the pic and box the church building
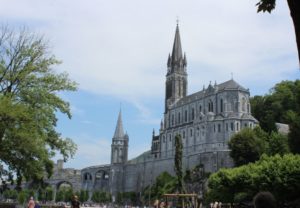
[47,23,258,201]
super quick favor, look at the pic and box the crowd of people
[25,191,277,208]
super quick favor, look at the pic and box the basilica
[48,24,258,201]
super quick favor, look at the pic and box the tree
[267,131,290,155]
[228,127,267,166]
[0,26,77,186]
[174,134,184,193]
[142,171,176,202]
[79,189,89,202]
[207,154,300,206]
[250,80,300,152]
[256,0,300,66]
[287,111,300,153]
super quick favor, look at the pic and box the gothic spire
[171,24,183,62]
[113,109,124,139]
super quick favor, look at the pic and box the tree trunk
[287,0,300,68]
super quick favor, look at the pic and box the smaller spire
[113,110,125,139]
[167,53,171,67]
[183,53,187,66]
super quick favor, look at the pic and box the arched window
[208,100,214,112]
[185,110,188,122]
[220,99,223,112]
[172,114,174,126]
[191,108,195,120]
[178,112,181,124]
[199,105,202,113]
[242,97,246,112]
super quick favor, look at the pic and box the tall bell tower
[165,23,188,112]
[111,110,128,164]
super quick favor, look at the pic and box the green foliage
[250,80,300,153]
[142,171,176,201]
[91,191,111,203]
[207,154,300,205]
[3,189,18,200]
[267,132,290,155]
[37,186,53,201]
[287,111,300,154]
[0,26,77,184]
[256,0,276,13]
[229,127,290,166]
[17,190,28,204]
[228,127,266,166]
[56,187,73,202]
[79,189,89,202]
[174,134,184,193]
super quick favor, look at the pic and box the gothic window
[218,124,221,132]
[183,131,185,138]
[250,123,253,128]
[236,123,239,131]
[199,105,202,113]
[226,123,228,132]
[208,100,214,112]
[185,110,187,122]
[178,112,181,124]
[190,129,193,137]
[169,135,172,141]
[244,123,247,127]
[220,99,223,112]
[231,122,234,131]
[242,97,246,112]
[172,115,174,126]
[191,108,195,120]
[163,136,166,143]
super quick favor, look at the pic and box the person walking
[34,200,41,208]
[71,195,80,208]
[27,196,35,208]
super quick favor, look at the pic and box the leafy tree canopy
[0,25,77,186]
[228,127,267,166]
[207,154,300,206]
[250,80,300,153]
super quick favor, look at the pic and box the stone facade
[48,24,258,201]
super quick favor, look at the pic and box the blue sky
[1,0,299,169]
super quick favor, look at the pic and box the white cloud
[1,0,299,168]
[63,134,111,169]
[1,0,298,102]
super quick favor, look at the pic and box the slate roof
[173,79,248,108]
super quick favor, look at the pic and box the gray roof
[113,110,124,139]
[174,79,248,108]
[217,79,247,91]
